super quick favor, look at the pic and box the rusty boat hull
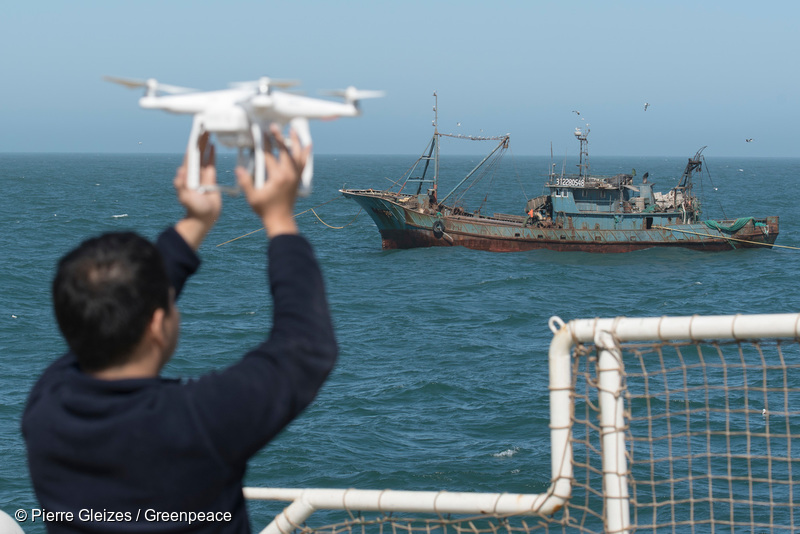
[341,189,779,253]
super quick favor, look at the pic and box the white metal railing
[245,312,800,534]
[244,317,576,534]
[554,312,800,534]
[244,487,563,534]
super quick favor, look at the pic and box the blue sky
[2,1,798,157]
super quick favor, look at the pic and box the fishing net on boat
[703,217,754,233]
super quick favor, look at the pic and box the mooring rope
[652,225,800,250]
[216,228,265,247]
[310,207,362,229]
[216,196,359,247]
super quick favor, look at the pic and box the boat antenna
[575,126,590,179]
[432,91,438,132]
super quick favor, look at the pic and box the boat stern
[759,216,780,246]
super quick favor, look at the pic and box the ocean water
[1,152,799,532]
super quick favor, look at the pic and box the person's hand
[236,124,311,237]
[174,132,222,250]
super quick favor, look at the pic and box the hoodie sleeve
[181,234,338,466]
[155,227,201,299]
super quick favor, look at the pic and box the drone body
[105,76,383,195]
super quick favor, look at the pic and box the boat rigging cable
[455,146,508,213]
[697,155,728,220]
[651,226,800,250]
[439,134,510,207]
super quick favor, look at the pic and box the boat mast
[409,94,439,195]
[575,126,590,179]
[678,146,706,194]
[413,135,436,195]
[422,93,509,206]
[433,91,440,198]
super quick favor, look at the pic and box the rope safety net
[564,334,800,533]
[249,316,800,534]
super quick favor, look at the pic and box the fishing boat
[341,98,779,253]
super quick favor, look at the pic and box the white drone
[105,76,384,195]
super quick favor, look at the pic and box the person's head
[52,232,175,373]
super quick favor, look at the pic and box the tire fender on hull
[432,220,445,239]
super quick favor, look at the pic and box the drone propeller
[230,77,300,93]
[103,76,195,95]
[322,86,386,103]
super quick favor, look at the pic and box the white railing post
[246,318,578,532]
[595,329,630,534]
[547,317,574,505]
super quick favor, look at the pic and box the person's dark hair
[52,232,170,372]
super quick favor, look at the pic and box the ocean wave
[492,447,520,458]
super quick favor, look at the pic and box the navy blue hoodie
[22,228,337,533]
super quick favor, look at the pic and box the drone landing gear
[185,115,313,197]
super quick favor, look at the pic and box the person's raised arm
[187,126,333,463]
[173,132,222,250]
[236,125,311,236]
